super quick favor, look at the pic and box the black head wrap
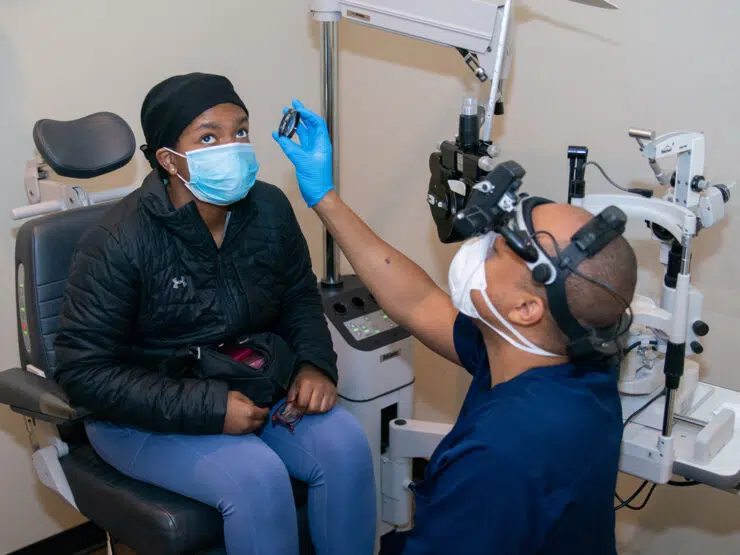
[139,72,248,171]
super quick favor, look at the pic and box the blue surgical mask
[166,142,260,206]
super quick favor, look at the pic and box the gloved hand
[272,99,334,208]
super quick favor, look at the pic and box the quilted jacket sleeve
[275,206,339,383]
[53,226,229,434]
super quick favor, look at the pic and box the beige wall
[0,0,737,553]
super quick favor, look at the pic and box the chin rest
[33,112,136,179]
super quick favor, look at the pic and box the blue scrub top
[394,314,622,555]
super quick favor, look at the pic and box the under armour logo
[171,276,187,290]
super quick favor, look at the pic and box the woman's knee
[312,405,373,465]
[224,440,292,491]
[209,440,295,515]
[127,435,295,515]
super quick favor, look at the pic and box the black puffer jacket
[53,172,337,435]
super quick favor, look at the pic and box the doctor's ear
[155,148,179,176]
[507,294,546,328]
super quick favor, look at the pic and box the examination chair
[0,113,315,555]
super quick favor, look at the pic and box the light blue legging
[85,403,376,555]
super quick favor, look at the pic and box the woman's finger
[307,388,324,414]
[297,381,313,410]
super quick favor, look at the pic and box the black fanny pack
[160,332,299,408]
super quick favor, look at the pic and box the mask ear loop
[477,290,562,357]
[471,234,560,357]
[163,147,190,186]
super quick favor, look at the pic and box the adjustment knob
[714,184,731,203]
[487,144,500,158]
[532,264,551,284]
[692,321,710,337]
[478,156,496,172]
[691,175,709,192]
[690,341,704,355]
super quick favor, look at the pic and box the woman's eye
[236,129,249,139]
[201,134,216,144]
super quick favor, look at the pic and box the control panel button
[342,309,399,341]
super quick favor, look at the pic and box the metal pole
[482,0,513,142]
[320,21,342,286]
[662,389,677,436]
[661,235,693,437]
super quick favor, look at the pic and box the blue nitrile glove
[272,99,334,208]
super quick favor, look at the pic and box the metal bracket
[13,157,137,221]
[24,416,39,451]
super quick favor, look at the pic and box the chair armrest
[0,367,91,424]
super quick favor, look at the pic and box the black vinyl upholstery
[32,112,136,179]
[0,367,89,424]
[62,445,310,555]
[10,204,313,554]
[15,204,111,375]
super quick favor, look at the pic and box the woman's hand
[272,99,334,208]
[223,391,270,435]
[287,365,337,414]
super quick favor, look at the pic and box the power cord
[584,161,654,198]
[614,390,664,511]
[668,478,701,487]
[615,478,700,512]
[623,388,665,431]
[615,390,701,511]
[615,481,657,511]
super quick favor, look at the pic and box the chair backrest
[15,204,112,376]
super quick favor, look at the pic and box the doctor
[274,100,639,555]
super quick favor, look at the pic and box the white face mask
[448,232,560,358]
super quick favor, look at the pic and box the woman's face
[156,102,250,183]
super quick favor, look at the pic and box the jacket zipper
[217,253,239,334]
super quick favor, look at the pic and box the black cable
[668,478,701,487]
[532,230,634,343]
[615,482,658,511]
[624,340,658,355]
[615,477,700,512]
[584,161,631,193]
[623,388,665,431]
[613,391,667,511]
[624,341,641,353]
[569,264,634,338]
[614,480,648,509]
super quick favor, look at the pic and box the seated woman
[52,72,376,555]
